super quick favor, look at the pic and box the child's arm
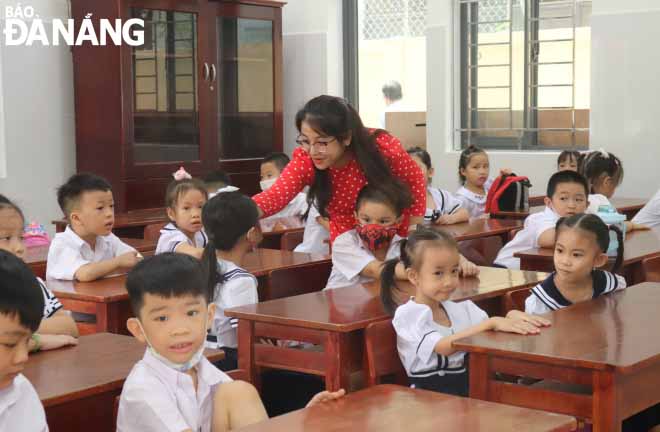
[74,251,141,282]
[435,208,470,225]
[361,260,406,280]
[37,310,79,337]
[173,243,204,260]
[29,333,78,352]
[625,221,650,232]
[506,309,551,327]
[537,227,556,248]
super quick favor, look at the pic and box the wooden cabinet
[71,0,284,211]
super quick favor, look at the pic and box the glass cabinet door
[131,8,200,163]
[216,17,275,160]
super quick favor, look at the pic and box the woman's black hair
[380,227,458,316]
[458,145,487,185]
[557,150,580,167]
[406,147,432,171]
[0,194,25,222]
[295,95,412,219]
[555,213,624,273]
[355,184,407,218]
[201,192,259,301]
[579,150,624,194]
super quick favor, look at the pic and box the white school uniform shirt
[325,230,403,290]
[455,178,494,219]
[117,349,232,432]
[494,206,559,269]
[46,225,136,280]
[632,189,660,228]
[586,193,612,214]
[261,192,308,222]
[393,298,488,378]
[525,270,627,315]
[293,203,330,255]
[0,374,48,432]
[155,223,208,255]
[209,258,258,349]
[425,186,463,223]
[37,278,63,318]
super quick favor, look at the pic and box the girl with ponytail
[201,192,262,371]
[382,227,548,397]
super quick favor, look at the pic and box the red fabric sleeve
[252,147,314,217]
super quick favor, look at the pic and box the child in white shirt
[495,170,589,269]
[0,251,50,432]
[203,169,239,199]
[259,153,308,221]
[119,253,344,432]
[293,203,330,255]
[156,169,209,259]
[632,188,660,229]
[47,173,141,282]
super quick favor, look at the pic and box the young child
[203,169,238,198]
[494,170,589,269]
[381,228,548,397]
[260,153,308,221]
[118,253,343,432]
[0,195,78,351]
[455,145,510,219]
[557,150,580,172]
[407,147,469,225]
[292,203,330,255]
[201,192,261,371]
[632,188,660,229]
[156,169,209,259]
[327,185,478,290]
[46,173,142,282]
[0,250,49,431]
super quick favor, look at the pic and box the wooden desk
[25,237,157,279]
[491,198,648,221]
[259,216,306,250]
[24,333,223,432]
[225,267,546,392]
[53,208,167,238]
[433,218,522,243]
[515,227,660,284]
[454,282,660,432]
[236,384,576,432]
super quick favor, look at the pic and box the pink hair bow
[173,166,192,181]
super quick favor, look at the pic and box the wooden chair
[226,369,249,381]
[143,222,167,242]
[503,287,532,313]
[267,261,332,300]
[528,195,545,206]
[364,319,407,387]
[280,230,304,251]
[641,255,660,282]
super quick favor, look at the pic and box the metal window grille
[360,0,427,40]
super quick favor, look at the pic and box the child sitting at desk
[203,169,238,198]
[118,253,343,432]
[0,195,78,351]
[632,188,660,229]
[494,170,589,269]
[259,152,308,221]
[46,173,142,281]
[0,251,50,431]
[381,228,548,397]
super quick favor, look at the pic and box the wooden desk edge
[225,309,390,333]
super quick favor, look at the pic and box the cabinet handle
[210,64,217,83]
[203,63,210,81]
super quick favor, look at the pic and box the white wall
[281,0,343,155]
[0,0,76,234]
[426,0,660,199]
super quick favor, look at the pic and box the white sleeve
[38,278,63,318]
[110,234,137,256]
[632,190,660,227]
[587,194,612,214]
[439,189,463,215]
[393,306,444,366]
[331,232,377,281]
[463,300,489,324]
[290,193,309,217]
[294,207,330,255]
[45,239,89,281]
[156,230,189,255]
[532,215,559,247]
[117,383,190,432]
[221,277,259,309]
[524,294,551,315]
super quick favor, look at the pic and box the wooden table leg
[592,370,620,432]
[95,303,125,334]
[237,320,257,387]
[324,331,351,392]
[468,352,490,400]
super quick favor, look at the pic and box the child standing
[0,195,78,351]
[47,173,142,281]
[494,170,589,269]
[557,150,581,172]
[407,147,469,225]
[381,228,548,396]
[156,169,209,259]
[201,192,261,371]
[260,153,308,221]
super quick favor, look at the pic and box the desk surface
[493,197,647,219]
[24,237,157,265]
[226,267,547,332]
[242,249,329,277]
[455,282,660,373]
[515,226,660,266]
[433,218,522,241]
[23,333,223,407]
[235,384,576,432]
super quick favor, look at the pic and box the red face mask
[355,223,399,251]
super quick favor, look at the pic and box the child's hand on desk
[306,389,346,407]
[458,255,480,277]
[489,317,541,335]
[117,251,142,269]
[38,334,79,352]
[506,310,551,328]
[434,214,454,225]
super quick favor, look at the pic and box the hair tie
[173,166,192,181]
[598,148,610,158]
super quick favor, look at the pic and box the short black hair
[557,150,580,166]
[126,253,208,317]
[355,184,407,217]
[546,170,589,198]
[57,173,112,217]
[261,152,290,173]
[203,170,232,189]
[382,81,402,101]
[0,250,44,332]
[0,194,25,223]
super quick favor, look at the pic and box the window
[456,0,591,151]
[345,0,428,129]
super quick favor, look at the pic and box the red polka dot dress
[252,132,426,244]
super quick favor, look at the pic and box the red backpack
[485,173,532,214]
